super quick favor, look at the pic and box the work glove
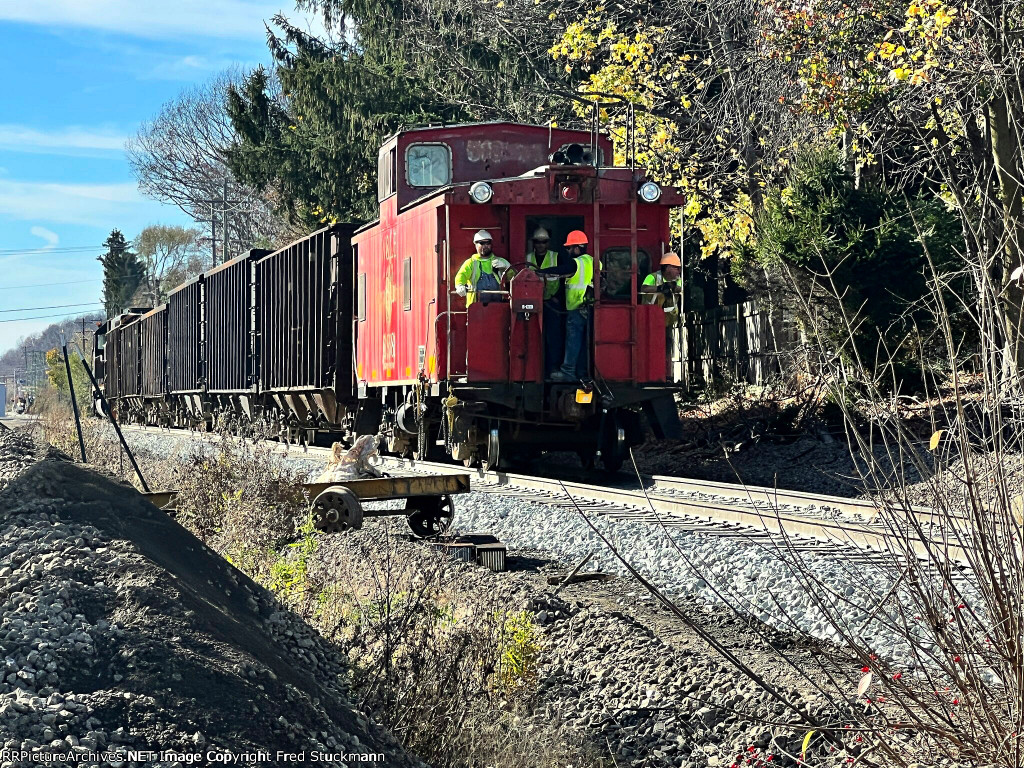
[455,284,469,297]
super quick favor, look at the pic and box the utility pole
[223,178,230,263]
[203,180,241,267]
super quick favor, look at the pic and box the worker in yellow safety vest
[455,229,512,306]
[640,252,682,380]
[537,230,594,382]
[526,227,569,376]
[526,227,561,300]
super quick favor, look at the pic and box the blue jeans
[560,306,590,378]
[543,299,566,376]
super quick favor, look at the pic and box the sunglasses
[534,239,549,244]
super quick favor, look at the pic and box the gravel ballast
[0,428,419,767]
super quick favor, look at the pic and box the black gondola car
[255,225,357,432]
[167,277,204,423]
[204,249,269,420]
[140,305,167,421]
[119,315,143,403]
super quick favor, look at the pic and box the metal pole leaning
[60,336,87,463]
[77,354,150,493]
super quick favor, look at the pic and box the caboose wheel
[406,494,454,539]
[311,486,364,533]
[577,447,596,470]
[600,414,628,473]
[482,427,500,471]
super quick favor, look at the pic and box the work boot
[549,370,575,382]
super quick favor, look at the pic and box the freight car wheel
[406,495,454,539]
[311,486,364,533]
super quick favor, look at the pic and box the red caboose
[353,122,682,470]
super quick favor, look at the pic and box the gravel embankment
[0,428,420,767]
[313,527,827,768]
[105,427,927,667]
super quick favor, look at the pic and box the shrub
[739,146,967,388]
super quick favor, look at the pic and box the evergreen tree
[98,229,146,318]
[742,148,966,384]
[226,1,575,225]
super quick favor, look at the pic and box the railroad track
[116,424,967,565]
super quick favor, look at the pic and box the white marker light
[638,181,662,203]
[470,181,494,203]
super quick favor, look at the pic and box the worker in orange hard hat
[641,252,683,381]
[534,230,594,381]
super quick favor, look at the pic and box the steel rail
[119,424,966,563]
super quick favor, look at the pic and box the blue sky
[0,1,317,354]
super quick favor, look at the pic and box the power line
[0,278,102,291]
[0,308,104,324]
[0,301,103,314]
[0,246,100,256]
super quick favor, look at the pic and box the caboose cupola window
[406,142,452,187]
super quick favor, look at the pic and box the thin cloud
[0,1,326,42]
[143,53,252,81]
[30,226,60,248]
[0,179,149,227]
[0,125,127,157]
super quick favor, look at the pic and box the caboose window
[357,273,366,321]
[406,143,452,188]
[402,257,412,310]
[601,248,652,300]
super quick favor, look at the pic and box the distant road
[0,414,39,428]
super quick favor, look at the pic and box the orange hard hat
[660,252,681,268]
[564,230,589,247]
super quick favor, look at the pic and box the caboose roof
[382,121,596,142]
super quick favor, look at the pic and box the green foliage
[133,224,205,304]
[742,147,964,383]
[98,229,146,318]
[226,11,469,226]
[267,513,319,603]
[495,610,541,694]
[44,348,93,413]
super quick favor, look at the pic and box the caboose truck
[354,122,683,471]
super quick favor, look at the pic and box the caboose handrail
[434,310,468,379]
[448,290,511,298]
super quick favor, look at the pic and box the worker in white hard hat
[525,227,567,375]
[455,230,512,307]
[640,252,683,381]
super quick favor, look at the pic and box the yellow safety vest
[527,250,561,300]
[565,255,594,311]
[643,272,681,326]
[456,255,511,306]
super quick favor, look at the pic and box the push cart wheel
[406,494,454,539]
[311,486,364,533]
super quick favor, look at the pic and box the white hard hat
[473,229,493,244]
[532,227,550,241]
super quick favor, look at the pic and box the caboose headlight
[470,181,493,204]
[638,181,662,203]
